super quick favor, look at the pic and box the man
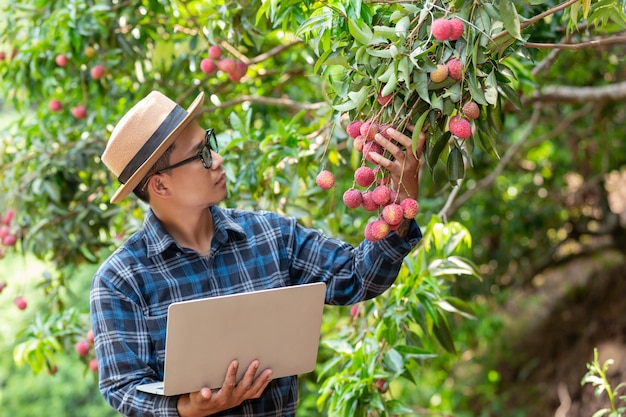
[90,90,423,417]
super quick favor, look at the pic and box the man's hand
[369,127,426,202]
[177,360,273,417]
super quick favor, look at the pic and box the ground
[496,249,626,416]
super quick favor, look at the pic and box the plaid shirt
[90,206,421,416]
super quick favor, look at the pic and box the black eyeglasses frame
[155,128,218,174]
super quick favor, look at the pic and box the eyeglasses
[156,128,218,173]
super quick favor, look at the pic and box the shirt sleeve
[286,218,422,305]
[90,267,180,417]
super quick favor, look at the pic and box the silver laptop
[136,282,327,396]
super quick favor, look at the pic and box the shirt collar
[142,206,247,258]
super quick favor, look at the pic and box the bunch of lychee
[0,208,17,259]
[430,17,465,42]
[199,44,248,82]
[316,119,420,242]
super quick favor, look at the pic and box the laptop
[136,282,327,396]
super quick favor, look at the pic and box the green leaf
[432,310,457,354]
[499,0,523,41]
[428,131,450,169]
[439,297,477,319]
[447,146,465,185]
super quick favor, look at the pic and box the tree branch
[525,35,626,50]
[199,95,327,114]
[529,81,626,104]
[492,0,578,41]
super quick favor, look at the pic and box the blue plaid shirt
[90,206,421,416]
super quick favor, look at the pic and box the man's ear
[149,174,171,199]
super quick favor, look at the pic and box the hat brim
[110,91,205,203]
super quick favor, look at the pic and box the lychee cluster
[0,208,17,260]
[46,49,105,119]
[430,17,465,42]
[198,44,248,82]
[316,119,420,242]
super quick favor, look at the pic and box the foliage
[582,348,626,417]
[1,0,626,415]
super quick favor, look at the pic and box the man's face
[158,121,227,208]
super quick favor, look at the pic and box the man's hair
[132,145,176,203]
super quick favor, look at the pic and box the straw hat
[102,90,205,203]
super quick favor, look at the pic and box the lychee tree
[0,0,625,415]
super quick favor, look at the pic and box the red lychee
[0,51,5,61]
[363,142,384,164]
[400,198,420,219]
[364,219,390,242]
[200,58,216,74]
[382,203,404,226]
[55,53,68,67]
[208,45,222,60]
[75,340,90,357]
[353,136,365,152]
[72,105,87,119]
[431,18,452,41]
[89,358,99,373]
[14,296,27,310]
[447,58,463,81]
[463,101,480,119]
[2,233,16,246]
[449,115,472,139]
[430,64,449,83]
[343,189,363,209]
[316,170,335,190]
[376,378,390,394]
[377,89,393,106]
[48,99,62,112]
[217,58,236,73]
[346,120,363,139]
[228,60,248,82]
[350,304,362,319]
[0,211,13,225]
[90,64,105,80]
[354,166,375,188]
[87,329,95,344]
[0,225,8,238]
[361,192,379,211]
[371,185,391,206]
[360,120,379,142]
[449,18,465,40]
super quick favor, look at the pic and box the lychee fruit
[463,101,480,119]
[431,18,452,41]
[200,58,216,74]
[55,53,68,67]
[2,209,15,225]
[316,170,335,190]
[89,358,99,372]
[449,115,472,139]
[208,45,222,60]
[361,192,379,211]
[371,185,391,206]
[353,136,365,152]
[217,58,236,74]
[343,189,363,209]
[87,329,95,344]
[2,233,16,246]
[75,340,90,357]
[14,296,27,310]
[360,120,379,142]
[430,64,449,83]
[377,90,393,106]
[72,105,87,120]
[0,225,8,238]
[346,120,363,139]
[48,99,62,112]
[364,219,390,242]
[90,64,105,80]
[228,60,248,82]
[363,142,384,164]
[447,58,463,81]
[382,203,404,226]
[354,166,375,188]
[0,51,5,61]
[85,46,96,58]
[350,304,362,319]
[449,18,465,41]
[400,198,419,218]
